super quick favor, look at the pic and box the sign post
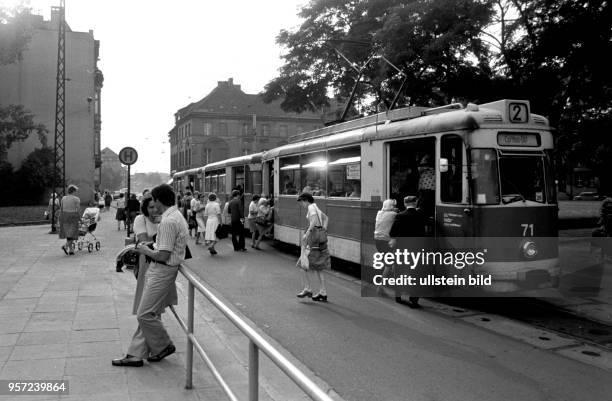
[118,147,138,237]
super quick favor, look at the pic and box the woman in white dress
[203,193,222,255]
[193,193,206,244]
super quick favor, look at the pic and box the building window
[279,125,288,137]
[262,124,270,136]
[203,148,212,164]
[219,122,227,135]
[204,122,212,136]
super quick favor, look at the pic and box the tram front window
[499,156,546,204]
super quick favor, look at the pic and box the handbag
[308,208,328,248]
[215,224,229,239]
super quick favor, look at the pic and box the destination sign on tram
[497,132,540,147]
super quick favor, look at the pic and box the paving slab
[0,216,335,401]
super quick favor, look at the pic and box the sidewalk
[0,214,328,400]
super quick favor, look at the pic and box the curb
[0,220,49,227]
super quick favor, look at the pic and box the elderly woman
[59,185,81,255]
[253,197,273,250]
[203,193,222,255]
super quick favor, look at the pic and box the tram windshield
[499,155,546,204]
[471,149,549,205]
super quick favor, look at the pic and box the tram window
[204,175,211,192]
[233,166,245,191]
[544,150,557,203]
[280,156,300,195]
[499,156,546,204]
[211,175,218,194]
[328,147,361,198]
[470,149,500,204]
[389,138,434,210]
[441,135,464,203]
[246,165,262,195]
[301,152,327,196]
[219,174,226,194]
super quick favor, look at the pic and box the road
[185,238,612,401]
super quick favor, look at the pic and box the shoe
[241,248,248,252]
[69,251,75,255]
[254,246,262,250]
[61,245,68,255]
[312,294,328,302]
[112,355,143,367]
[408,297,420,308]
[296,290,313,298]
[116,267,123,273]
[209,248,217,255]
[147,344,175,362]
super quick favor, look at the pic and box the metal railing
[169,264,334,401]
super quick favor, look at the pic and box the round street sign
[118,147,138,165]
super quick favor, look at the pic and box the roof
[176,78,322,122]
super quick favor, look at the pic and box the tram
[173,99,559,291]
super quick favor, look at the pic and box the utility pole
[50,0,66,233]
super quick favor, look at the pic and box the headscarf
[381,199,396,211]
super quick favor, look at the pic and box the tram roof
[204,152,262,171]
[173,167,200,179]
[263,100,550,159]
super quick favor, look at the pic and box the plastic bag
[297,245,310,270]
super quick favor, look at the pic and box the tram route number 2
[521,223,534,236]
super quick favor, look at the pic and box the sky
[2,0,307,173]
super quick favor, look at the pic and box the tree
[262,0,495,113]
[0,104,48,160]
[0,6,46,162]
[13,147,56,205]
[0,5,34,65]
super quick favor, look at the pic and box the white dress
[204,201,221,241]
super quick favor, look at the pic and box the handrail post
[186,281,195,389]
[248,340,259,401]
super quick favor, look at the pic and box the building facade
[169,78,323,174]
[0,8,103,202]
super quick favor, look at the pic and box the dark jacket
[228,198,243,224]
[390,207,425,238]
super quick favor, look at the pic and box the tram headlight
[521,241,538,259]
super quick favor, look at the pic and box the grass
[0,205,49,225]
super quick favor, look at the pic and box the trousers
[127,262,178,358]
[230,221,245,250]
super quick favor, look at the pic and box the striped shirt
[155,205,188,267]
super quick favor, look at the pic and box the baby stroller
[77,215,101,252]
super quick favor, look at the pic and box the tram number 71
[521,223,534,236]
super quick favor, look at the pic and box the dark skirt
[59,211,79,240]
[308,245,331,271]
[115,207,126,221]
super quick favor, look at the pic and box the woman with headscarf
[59,185,81,255]
[253,197,273,250]
[374,199,398,296]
